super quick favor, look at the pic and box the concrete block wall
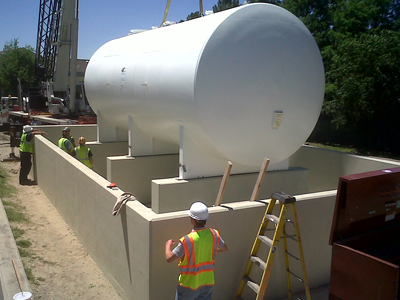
[32,134,400,300]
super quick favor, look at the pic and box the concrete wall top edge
[126,200,157,221]
[150,189,338,222]
[107,155,136,161]
[295,190,337,201]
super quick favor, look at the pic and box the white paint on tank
[85,3,325,174]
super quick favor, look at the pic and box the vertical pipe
[179,125,185,179]
[128,115,133,157]
[69,0,79,113]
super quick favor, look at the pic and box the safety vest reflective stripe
[20,133,34,153]
[178,228,220,289]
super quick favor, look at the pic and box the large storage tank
[85,3,325,176]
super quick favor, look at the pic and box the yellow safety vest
[20,132,34,154]
[58,137,69,152]
[75,146,92,168]
[178,228,220,290]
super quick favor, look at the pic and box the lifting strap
[112,192,137,216]
[236,192,311,300]
[161,0,172,26]
[161,0,204,27]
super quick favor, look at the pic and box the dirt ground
[0,132,122,300]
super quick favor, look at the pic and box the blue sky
[0,0,241,59]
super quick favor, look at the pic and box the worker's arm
[89,150,94,166]
[65,140,73,156]
[32,129,46,135]
[165,239,180,263]
[218,243,228,252]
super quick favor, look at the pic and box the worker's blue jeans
[175,285,213,300]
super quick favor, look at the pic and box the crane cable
[161,0,204,27]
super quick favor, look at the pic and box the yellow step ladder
[236,192,311,300]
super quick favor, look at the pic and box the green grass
[16,239,32,248]
[11,226,25,239]
[307,142,358,154]
[307,142,400,160]
[0,165,37,283]
[0,166,17,198]
[2,201,29,223]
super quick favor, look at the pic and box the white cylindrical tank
[85,3,325,168]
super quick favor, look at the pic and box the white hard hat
[23,125,33,133]
[188,202,209,220]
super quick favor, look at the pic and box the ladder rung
[243,276,260,294]
[292,292,303,300]
[258,235,273,248]
[250,255,266,270]
[283,234,297,241]
[236,193,308,300]
[288,270,304,282]
[265,214,279,224]
[286,250,301,262]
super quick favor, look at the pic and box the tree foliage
[213,0,240,13]
[246,0,400,150]
[277,0,400,150]
[324,30,400,149]
[187,11,202,21]
[0,39,36,97]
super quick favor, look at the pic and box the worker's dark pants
[19,151,32,184]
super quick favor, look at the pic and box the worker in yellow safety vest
[165,202,228,300]
[19,125,46,185]
[73,136,93,169]
[58,127,73,155]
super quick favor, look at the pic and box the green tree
[0,39,36,97]
[213,0,240,13]
[246,0,283,5]
[323,30,400,150]
[187,11,202,20]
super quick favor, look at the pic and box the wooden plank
[250,157,270,201]
[214,161,232,206]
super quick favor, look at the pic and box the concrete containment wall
[35,124,128,178]
[107,154,179,206]
[32,135,400,300]
[35,124,97,145]
[34,136,153,299]
[151,167,310,213]
[150,191,336,299]
[289,145,400,192]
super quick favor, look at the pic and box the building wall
[33,135,400,299]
